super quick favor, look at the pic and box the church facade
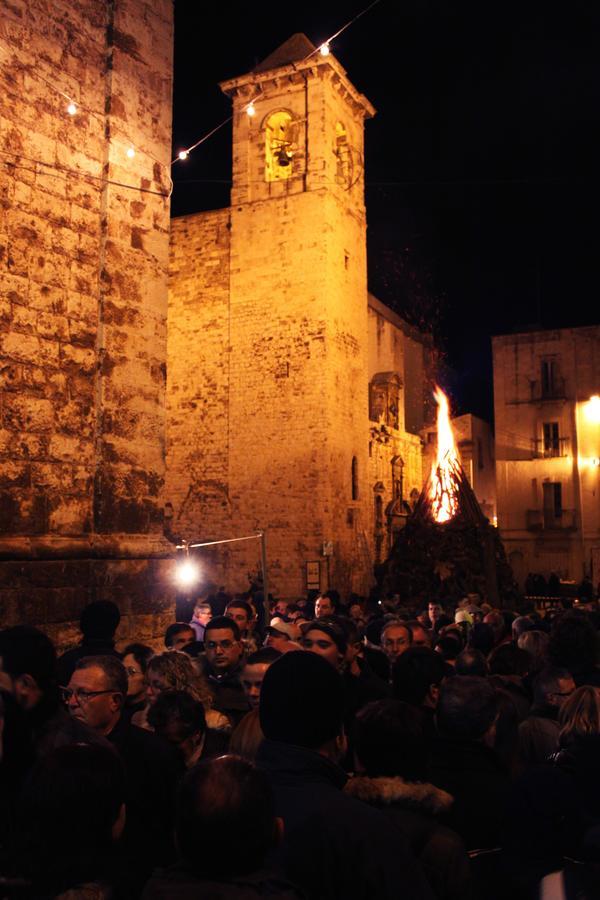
[166,36,433,600]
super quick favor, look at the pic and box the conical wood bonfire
[379,388,516,607]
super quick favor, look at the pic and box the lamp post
[175,531,269,612]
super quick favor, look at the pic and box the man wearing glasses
[64,655,181,890]
[201,616,249,728]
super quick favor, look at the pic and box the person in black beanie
[256,651,433,900]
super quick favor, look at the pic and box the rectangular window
[543,422,560,457]
[543,482,562,526]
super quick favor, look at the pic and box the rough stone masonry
[0,0,175,648]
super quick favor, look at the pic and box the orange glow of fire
[429,387,461,523]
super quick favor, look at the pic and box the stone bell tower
[167,35,375,598]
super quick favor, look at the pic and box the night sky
[170,0,600,423]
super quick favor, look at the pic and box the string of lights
[0,36,172,197]
[172,0,383,167]
[0,0,381,196]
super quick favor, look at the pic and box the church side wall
[166,210,232,586]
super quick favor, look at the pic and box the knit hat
[259,650,344,749]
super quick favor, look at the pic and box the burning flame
[429,387,460,523]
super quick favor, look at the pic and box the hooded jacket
[345,775,472,900]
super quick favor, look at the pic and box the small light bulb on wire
[67,102,77,116]
[246,101,256,117]
[178,150,189,161]
[319,43,330,56]
[126,146,135,159]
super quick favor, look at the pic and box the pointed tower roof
[253,33,316,73]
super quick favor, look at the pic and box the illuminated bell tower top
[220,34,375,207]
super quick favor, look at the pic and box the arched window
[351,456,359,501]
[265,110,294,182]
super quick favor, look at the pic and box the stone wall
[0,0,175,647]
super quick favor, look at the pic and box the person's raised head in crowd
[264,618,301,653]
[436,676,499,744]
[406,620,432,648]
[517,629,549,676]
[204,616,244,676]
[164,622,196,652]
[143,650,228,731]
[455,648,489,678]
[256,651,432,899]
[549,611,600,685]
[435,634,462,667]
[225,600,255,639]
[512,616,535,641]
[488,643,531,678]
[0,625,57,712]
[147,689,209,768]
[143,755,292,898]
[392,646,447,712]
[241,646,281,710]
[428,601,444,631]
[558,684,600,749]
[65,655,127,737]
[518,666,576,766]
[300,619,347,671]
[189,600,212,642]
[468,621,496,657]
[381,619,412,668]
[9,742,126,898]
[483,610,507,647]
[121,642,154,719]
[56,600,121,686]
[353,698,429,781]
[348,598,366,628]
[315,591,339,619]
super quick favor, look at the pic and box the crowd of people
[1,586,600,899]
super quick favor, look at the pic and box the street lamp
[174,531,269,608]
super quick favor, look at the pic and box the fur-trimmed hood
[345,775,454,816]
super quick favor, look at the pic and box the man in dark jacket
[65,655,181,889]
[518,666,575,765]
[430,675,508,852]
[199,616,249,727]
[256,651,433,900]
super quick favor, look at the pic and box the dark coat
[517,703,560,766]
[345,775,473,900]
[429,736,509,852]
[107,714,183,890]
[199,658,250,728]
[502,736,600,891]
[143,866,304,899]
[256,739,434,900]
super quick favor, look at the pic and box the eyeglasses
[206,640,234,650]
[125,667,143,677]
[60,687,117,704]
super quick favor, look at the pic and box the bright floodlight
[175,558,200,587]
[585,395,600,424]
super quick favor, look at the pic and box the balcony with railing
[530,376,567,402]
[526,508,577,531]
[531,436,570,459]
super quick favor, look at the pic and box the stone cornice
[220,54,376,120]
